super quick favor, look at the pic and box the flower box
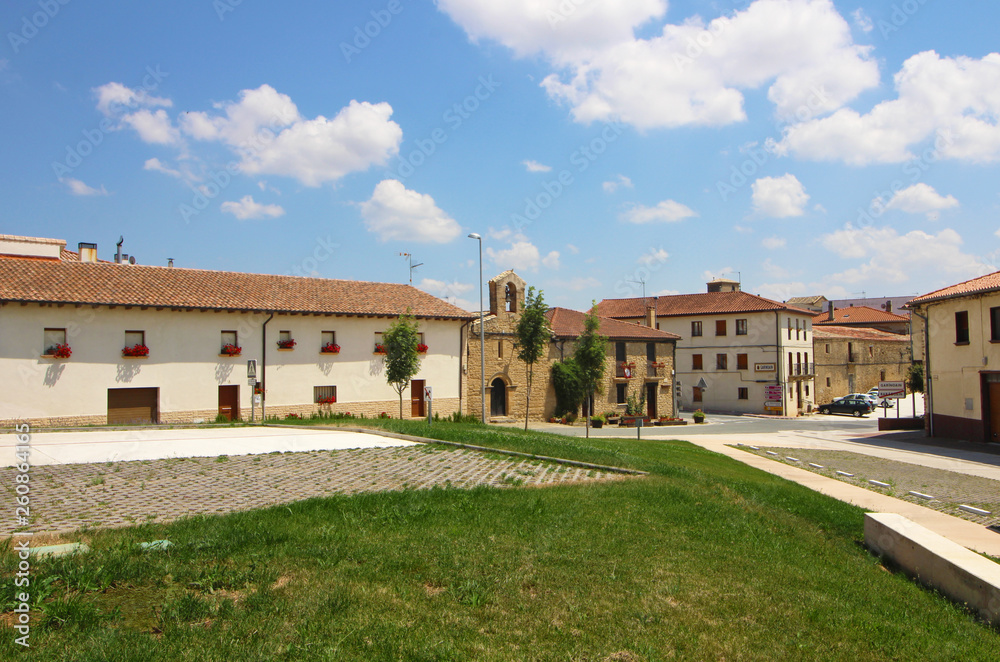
[122,344,150,357]
[220,344,242,357]
[621,415,651,427]
[277,339,297,350]
[373,344,387,355]
[417,343,429,353]
[316,395,336,404]
[320,343,341,354]
[654,418,687,426]
[45,344,72,359]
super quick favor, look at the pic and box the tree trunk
[524,362,532,431]
[585,390,591,438]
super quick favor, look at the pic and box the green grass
[0,420,997,660]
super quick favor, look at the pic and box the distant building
[599,281,816,416]
[786,295,829,314]
[0,234,474,427]
[907,270,1000,443]
[812,305,910,335]
[813,326,911,404]
[467,271,679,421]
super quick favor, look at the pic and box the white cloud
[653,288,680,296]
[62,178,107,196]
[522,159,552,172]
[821,225,993,283]
[751,174,809,217]
[776,51,1000,164]
[566,243,579,254]
[542,250,561,269]
[179,84,299,144]
[637,248,669,266]
[122,109,180,145]
[487,226,514,241]
[220,195,285,220]
[486,239,559,272]
[761,236,786,249]
[440,0,878,129]
[761,257,789,279]
[756,281,808,301]
[875,183,959,219]
[417,278,476,310]
[142,157,200,184]
[703,267,734,282]
[93,81,172,117]
[602,174,633,193]
[360,180,461,243]
[620,199,697,224]
[851,8,873,33]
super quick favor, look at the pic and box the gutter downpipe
[262,312,274,422]
[459,320,470,417]
[911,307,933,437]
[776,310,785,417]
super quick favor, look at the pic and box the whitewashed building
[0,235,474,427]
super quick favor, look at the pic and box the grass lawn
[1,419,997,660]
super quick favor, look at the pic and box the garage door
[107,388,159,424]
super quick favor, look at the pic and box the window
[825,343,830,354]
[847,342,855,362]
[880,370,886,381]
[498,340,503,358]
[955,311,969,344]
[736,353,748,370]
[738,387,748,400]
[221,330,237,350]
[278,330,294,349]
[616,383,627,404]
[322,330,336,350]
[804,323,808,341]
[736,319,747,335]
[991,307,1000,341]
[43,328,67,355]
[805,385,809,397]
[787,319,792,340]
[715,320,727,336]
[615,342,626,362]
[505,283,518,312]
[692,354,703,370]
[796,319,801,340]
[826,377,831,387]
[125,330,144,347]
[691,321,702,337]
[693,386,703,402]
[716,353,728,370]
[314,385,337,404]
[646,343,656,361]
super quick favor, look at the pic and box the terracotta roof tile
[546,307,680,340]
[598,292,812,318]
[811,325,910,341]
[812,306,909,325]
[907,270,1000,306]
[0,256,475,319]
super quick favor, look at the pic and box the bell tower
[488,270,526,316]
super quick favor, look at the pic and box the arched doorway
[490,377,507,416]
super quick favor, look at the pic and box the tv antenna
[626,277,646,299]
[399,252,423,285]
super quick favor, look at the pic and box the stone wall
[815,335,911,404]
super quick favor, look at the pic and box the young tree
[574,303,608,438]
[514,287,551,430]
[907,362,924,416]
[383,312,422,419]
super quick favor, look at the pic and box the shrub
[551,358,584,417]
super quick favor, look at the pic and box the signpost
[424,385,432,424]
[247,360,258,422]
[878,380,906,419]
[764,384,783,412]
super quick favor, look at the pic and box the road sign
[248,377,257,387]
[424,386,432,401]
[253,394,262,405]
[764,400,782,408]
[696,377,709,390]
[878,381,906,399]
[765,385,782,399]
[247,359,257,380]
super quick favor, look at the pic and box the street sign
[755,363,776,372]
[424,386,432,401]
[253,394,261,405]
[696,377,709,390]
[247,360,257,380]
[765,385,782,399]
[764,400,782,408]
[248,377,257,387]
[878,381,906,399]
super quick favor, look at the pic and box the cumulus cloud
[220,195,285,220]
[602,174,633,193]
[851,8,873,33]
[441,0,878,129]
[775,51,1000,164]
[62,178,107,196]
[637,248,670,266]
[874,183,959,220]
[620,200,697,224]
[360,180,461,243]
[93,81,172,117]
[751,174,809,217]
[122,109,179,144]
[821,225,993,283]
[522,159,552,172]
[486,239,560,272]
[418,278,476,310]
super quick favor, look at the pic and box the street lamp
[468,233,485,423]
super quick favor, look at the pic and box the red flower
[277,339,297,349]
[416,343,429,353]
[321,343,341,354]
[221,344,242,356]
[122,344,150,357]
[317,395,337,404]
[374,343,387,354]
[49,343,72,358]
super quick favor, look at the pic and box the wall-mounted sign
[755,363,776,372]
[764,385,783,399]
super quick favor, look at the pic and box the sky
[2,0,1000,312]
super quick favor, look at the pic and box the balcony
[647,360,666,378]
[789,362,815,377]
[616,361,635,378]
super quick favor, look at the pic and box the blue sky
[3,0,999,311]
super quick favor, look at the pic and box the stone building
[813,326,912,404]
[812,305,910,335]
[467,271,679,422]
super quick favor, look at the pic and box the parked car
[818,395,874,417]
[863,388,894,408]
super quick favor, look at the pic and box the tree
[907,362,924,416]
[551,358,584,418]
[573,303,608,438]
[383,312,422,419]
[514,287,551,430]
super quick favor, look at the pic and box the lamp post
[468,233,485,423]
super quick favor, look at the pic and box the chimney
[645,298,657,328]
[168,258,174,267]
[827,302,835,321]
[884,300,892,313]
[78,242,98,263]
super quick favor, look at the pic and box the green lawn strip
[0,423,996,659]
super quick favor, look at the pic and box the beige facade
[467,271,677,422]
[813,327,912,404]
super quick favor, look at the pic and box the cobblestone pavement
[4,446,635,535]
[738,446,1000,529]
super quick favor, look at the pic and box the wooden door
[989,382,1000,442]
[490,378,506,416]
[646,383,657,418]
[218,385,239,421]
[411,379,425,418]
